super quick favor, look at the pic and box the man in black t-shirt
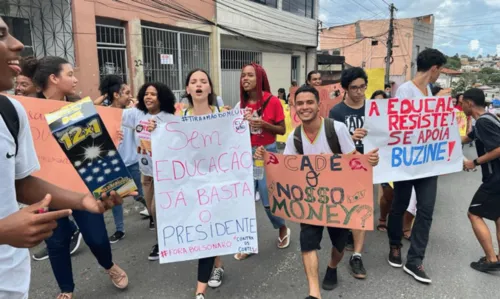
[329,67,368,280]
[461,88,500,272]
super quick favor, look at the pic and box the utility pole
[385,3,397,85]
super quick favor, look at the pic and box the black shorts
[469,184,500,221]
[300,223,349,252]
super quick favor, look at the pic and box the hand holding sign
[352,128,368,141]
[366,148,379,166]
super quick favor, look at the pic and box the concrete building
[217,0,318,107]
[436,68,462,88]
[319,15,434,81]
[5,0,318,106]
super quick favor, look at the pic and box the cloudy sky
[319,0,500,57]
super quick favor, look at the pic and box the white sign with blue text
[363,97,463,184]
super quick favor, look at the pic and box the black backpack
[0,95,20,156]
[293,118,341,154]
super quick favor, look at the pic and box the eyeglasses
[349,85,367,92]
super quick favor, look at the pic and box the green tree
[445,55,461,70]
[452,73,477,94]
[479,67,497,74]
[489,73,500,83]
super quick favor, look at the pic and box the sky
[318,0,500,57]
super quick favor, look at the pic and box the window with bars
[96,24,128,84]
[3,16,33,57]
[282,0,314,18]
[249,0,277,8]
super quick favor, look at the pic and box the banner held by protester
[264,152,374,230]
[364,96,463,184]
[17,96,122,193]
[152,109,258,264]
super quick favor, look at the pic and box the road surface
[29,146,499,299]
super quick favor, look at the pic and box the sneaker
[32,246,49,261]
[149,217,155,230]
[140,207,150,217]
[106,263,129,289]
[403,263,431,284]
[109,231,125,244]
[349,255,367,279]
[321,266,338,291]
[388,245,403,268]
[57,293,73,299]
[195,294,205,299]
[208,267,224,288]
[470,256,500,272]
[346,230,354,251]
[148,244,159,261]
[69,230,82,255]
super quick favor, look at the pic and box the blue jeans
[253,143,286,229]
[111,162,145,232]
[45,210,113,293]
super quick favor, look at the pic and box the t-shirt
[0,97,40,299]
[117,125,139,167]
[121,108,170,176]
[329,101,365,154]
[395,81,432,98]
[284,118,356,155]
[245,92,285,147]
[467,113,500,189]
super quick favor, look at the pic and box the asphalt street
[29,145,499,299]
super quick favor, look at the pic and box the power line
[381,0,391,5]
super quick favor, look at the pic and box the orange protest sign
[15,96,122,193]
[264,152,374,230]
[288,84,344,128]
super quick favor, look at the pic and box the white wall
[217,0,317,47]
[262,52,292,94]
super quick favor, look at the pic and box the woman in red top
[235,63,290,260]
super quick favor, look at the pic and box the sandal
[377,219,387,232]
[277,227,291,249]
[234,253,254,260]
[403,229,411,240]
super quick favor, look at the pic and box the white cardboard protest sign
[152,109,258,263]
[364,97,463,184]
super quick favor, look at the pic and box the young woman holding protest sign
[121,82,176,261]
[25,56,129,299]
[147,69,228,299]
[237,63,290,261]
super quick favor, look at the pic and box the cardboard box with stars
[45,98,137,198]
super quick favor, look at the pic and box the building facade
[4,0,318,105]
[319,15,434,81]
[216,0,318,107]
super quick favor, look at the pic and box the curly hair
[19,56,38,79]
[136,82,176,114]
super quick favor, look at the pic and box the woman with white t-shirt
[121,82,176,260]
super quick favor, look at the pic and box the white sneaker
[195,294,205,299]
[139,208,150,217]
[255,192,260,202]
[208,267,224,288]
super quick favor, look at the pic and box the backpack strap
[293,125,304,154]
[257,95,273,117]
[0,95,20,156]
[324,118,341,154]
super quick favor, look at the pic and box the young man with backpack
[255,85,379,299]
[461,88,500,272]
[0,17,128,299]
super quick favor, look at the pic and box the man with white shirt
[256,85,379,299]
[387,48,447,284]
[0,17,127,299]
